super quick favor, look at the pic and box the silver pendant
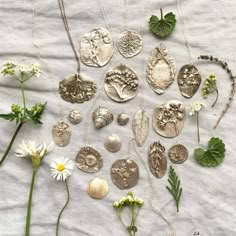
[80,27,113,67]
[132,109,149,147]
[104,134,122,153]
[153,100,186,138]
[168,144,188,164]
[117,113,129,126]
[52,120,71,147]
[104,64,139,102]
[58,73,97,103]
[177,64,202,98]
[68,109,83,124]
[75,146,103,173]
[147,43,176,94]
[148,141,167,178]
[87,178,109,199]
[92,106,114,129]
[117,30,142,58]
[111,158,139,189]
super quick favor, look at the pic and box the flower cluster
[0,61,16,75]
[114,192,144,208]
[188,102,204,116]
[202,74,217,98]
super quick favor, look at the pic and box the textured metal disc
[111,158,139,189]
[148,141,167,178]
[153,100,186,138]
[75,146,103,173]
[68,109,83,124]
[80,27,113,67]
[104,64,139,103]
[59,73,97,103]
[52,120,71,147]
[168,144,188,164]
[177,64,202,98]
[117,30,142,58]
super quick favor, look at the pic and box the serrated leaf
[194,137,225,167]
[132,109,149,147]
[149,10,176,38]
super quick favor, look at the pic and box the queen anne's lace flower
[188,102,204,116]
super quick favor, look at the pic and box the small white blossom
[113,201,119,207]
[188,102,204,116]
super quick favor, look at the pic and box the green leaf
[166,166,182,212]
[149,9,176,38]
[194,137,225,167]
[26,102,47,124]
[0,104,24,124]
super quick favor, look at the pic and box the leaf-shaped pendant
[117,30,142,58]
[147,44,176,94]
[59,73,97,103]
[80,27,114,67]
[132,109,149,147]
[177,64,202,98]
[148,141,167,178]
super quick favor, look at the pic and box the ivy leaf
[149,9,176,38]
[166,166,182,212]
[194,137,225,167]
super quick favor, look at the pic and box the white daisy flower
[50,157,74,181]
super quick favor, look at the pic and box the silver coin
[80,27,114,67]
[147,43,176,94]
[52,120,71,147]
[117,30,142,58]
[153,100,186,138]
[59,73,97,103]
[177,64,202,98]
[111,158,139,189]
[76,146,103,173]
[168,144,188,164]
[104,64,139,103]
[148,141,167,178]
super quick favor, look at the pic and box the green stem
[211,86,219,108]
[160,8,163,20]
[196,112,200,143]
[0,121,24,167]
[25,169,37,236]
[56,180,70,236]
[20,82,27,117]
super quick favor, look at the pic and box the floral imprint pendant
[111,158,139,189]
[75,146,103,173]
[117,30,142,58]
[52,120,71,147]
[153,100,186,138]
[168,144,188,164]
[148,141,167,178]
[58,73,97,103]
[104,64,139,102]
[68,109,83,124]
[146,43,176,94]
[80,27,113,67]
[177,64,202,98]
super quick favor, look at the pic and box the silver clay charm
[104,134,122,153]
[117,113,129,126]
[68,109,83,124]
[168,144,188,164]
[52,120,71,147]
[92,106,114,129]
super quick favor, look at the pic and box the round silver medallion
[117,30,142,58]
[104,64,139,103]
[80,27,113,67]
[168,144,188,164]
[75,146,103,173]
[104,134,122,153]
[68,109,83,124]
[52,120,71,147]
[111,158,139,189]
[117,113,129,126]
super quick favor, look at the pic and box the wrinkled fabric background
[0,0,236,235]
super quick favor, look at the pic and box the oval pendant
[58,73,97,103]
[52,120,71,147]
[147,43,176,94]
[75,146,103,173]
[153,100,186,138]
[111,158,139,189]
[80,27,113,67]
[117,30,142,58]
[104,64,139,102]
[177,64,202,98]
[148,141,167,178]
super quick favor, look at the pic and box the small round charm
[87,178,109,199]
[52,120,71,147]
[104,64,139,103]
[117,30,142,58]
[168,144,188,164]
[75,146,103,173]
[117,113,129,126]
[68,109,83,124]
[92,106,114,129]
[104,134,122,153]
[111,158,139,189]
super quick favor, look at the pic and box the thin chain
[58,0,80,72]
[176,0,192,64]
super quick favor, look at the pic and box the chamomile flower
[50,157,74,181]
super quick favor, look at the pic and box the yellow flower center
[57,163,65,171]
